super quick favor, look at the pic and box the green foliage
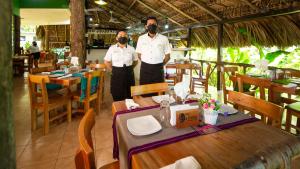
[237,28,290,63]
[24,41,31,50]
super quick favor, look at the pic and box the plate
[127,115,162,136]
[218,105,238,115]
[49,74,64,78]
[152,95,175,104]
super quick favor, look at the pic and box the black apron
[111,65,135,101]
[140,62,164,85]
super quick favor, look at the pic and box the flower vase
[203,109,218,125]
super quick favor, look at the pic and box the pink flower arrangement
[199,94,221,111]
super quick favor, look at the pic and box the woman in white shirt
[104,31,138,101]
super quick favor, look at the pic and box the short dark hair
[146,16,158,25]
[116,30,127,36]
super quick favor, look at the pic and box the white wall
[86,49,108,63]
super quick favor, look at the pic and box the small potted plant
[199,93,221,125]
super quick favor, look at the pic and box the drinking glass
[159,100,171,127]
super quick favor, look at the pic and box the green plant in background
[24,41,31,50]
[238,28,290,64]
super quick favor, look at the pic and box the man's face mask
[147,24,157,34]
[118,37,128,44]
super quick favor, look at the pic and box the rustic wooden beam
[136,0,184,27]
[241,0,260,11]
[162,6,300,34]
[189,0,222,21]
[110,0,144,20]
[70,0,86,64]
[160,0,200,23]
[128,0,137,10]
[217,23,223,91]
[0,0,15,168]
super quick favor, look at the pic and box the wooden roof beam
[128,0,137,11]
[241,0,260,11]
[136,0,184,27]
[189,0,222,21]
[159,0,200,23]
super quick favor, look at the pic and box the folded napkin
[57,74,72,79]
[283,83,297,88]
[125,99,140,110]
[169,104,199,126]
[41,72,51,75]
[160,156,201,169]
[152,95,176,104]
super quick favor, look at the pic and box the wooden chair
[131,82,169,99]
[228,90,283,127]
[75,109,119,169]
[28,74,71,134]
[285,102,300,133]
[72,70,104,114]
[221,66,238,104]
[174,63,195,87]
[30,66,55,74]
[191,63,211,93]
[236,74,272,100]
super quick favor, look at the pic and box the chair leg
[96,97,100,114]
[31,108,37,131]
[205,82,208,93]
[44,108,49,135]
[67,100,72,122]
[286,109,292,133]
[84,101,89,114]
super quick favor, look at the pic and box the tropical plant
[238,28,290,64]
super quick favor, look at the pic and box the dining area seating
[27,66,105,135]
[110,82,300,169]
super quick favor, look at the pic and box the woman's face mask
[118,37,128,44]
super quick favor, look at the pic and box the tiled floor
[13,73,117,169]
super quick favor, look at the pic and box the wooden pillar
[0,1,16,168]
[70,0,86,65]
[185,28,192,59]
[13,15,21,55]
[216,23,223,90]
[44,26,49,51]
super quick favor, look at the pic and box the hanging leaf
[265,50,290,63]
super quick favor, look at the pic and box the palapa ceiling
[86,0,300,47]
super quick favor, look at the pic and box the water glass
[159,100,171,127]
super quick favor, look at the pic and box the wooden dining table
[112,97,300,169]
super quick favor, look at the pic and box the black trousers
[111,65,135,101]
[140,62,164,85]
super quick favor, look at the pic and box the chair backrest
[221,66,238,104]
[83,70,104,101]
[30,66,55,74]
[236,74,272,100]
[131,82,169,98]
[89,63,106,71]
[175,63,195,85]
[228,90,283,127]
[204,63,211,80]
[75,109,96,169]
[28,74,50,106]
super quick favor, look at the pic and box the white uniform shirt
[136,33,171,64]
[29,46,39,53]
[104,44,137,67]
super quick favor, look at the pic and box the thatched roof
[86,0,300,47]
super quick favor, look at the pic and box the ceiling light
[164,24,169,29]
[95,0,107,5]
[89,18,93,21]
[126,26,132,29]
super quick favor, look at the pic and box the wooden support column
[185,28,192,59]
[70,0,86,65]
[13,15,21,55]
[0,0,16,168]
[44,26,49,51]
[217,23,223,91]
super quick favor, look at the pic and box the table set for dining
[111,94,300,169]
